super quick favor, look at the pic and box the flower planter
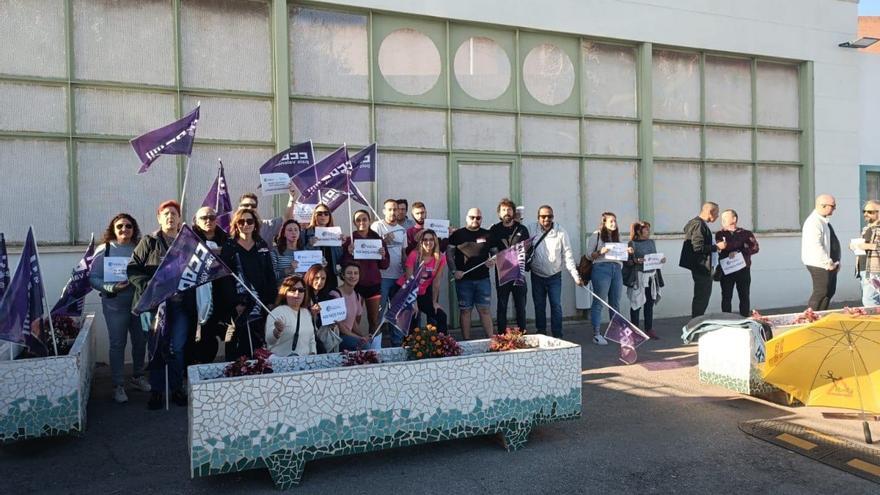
[188,335,581,489]
[0,314,95,443]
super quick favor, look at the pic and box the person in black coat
[678,202,726,318]
[128,200,197,410]
[190,206,230,364]
[219,207,277,359]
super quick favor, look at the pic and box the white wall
[861,52,880,167]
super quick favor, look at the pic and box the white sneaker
[592,334,608,346]
[128,375,152,393]
[113,385,129,404]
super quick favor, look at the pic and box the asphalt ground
[3,304,879,494]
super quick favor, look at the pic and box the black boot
[147,391,163,410]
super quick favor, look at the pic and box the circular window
[522,43,575,106]
[378,28,441,96]
[453,36,511,101]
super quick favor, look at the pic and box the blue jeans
[149,300,189,393]
[102,300,146,387]
[530,272,563,338]
[590,262,622,332]
[860,271,880,307]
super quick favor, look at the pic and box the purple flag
[383,263,427,334]
[316,180,370,212]
[146,301,168,370]
[50,235,97,317]
[292,146,349,200]
[349,143,376,182]
[201,161,233,232]
[0,228,45,345]
[0,233,9,300]
[258,141,315,192]
[497,238,531,286]
[603,312,649,365]
[132,225,233,314]
[130,105,200,174]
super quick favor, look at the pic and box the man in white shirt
[801,194,840,310]
[527,205,583,339]
[372,198,407,344]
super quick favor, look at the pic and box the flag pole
[215,159,223,212]
[246,318,255,357]
[455,254,497,279]
[577,285,647,337]
[351,182,381,220]
[180,154,193,218]
[229,272,278,321]
[165,364,169,410]
[31,227,59,356]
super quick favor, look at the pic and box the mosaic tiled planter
[0,314,95,443]
[698,325,779,396]
[188,335,581,489]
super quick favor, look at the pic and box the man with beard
[447,208,495,339]
[405,201,450,255]
[488,198,530,334]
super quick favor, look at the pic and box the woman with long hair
[335,262,367,351]
[272,219,303,283]
[219,207,277,359]
[626,221,664,339]
[89,213,149,404]
[397,229,447,333]
[586,212,631,345]
[303,263,340,353]
[340,209,389,334]
[301,203,343,291]
[265,276,316,357]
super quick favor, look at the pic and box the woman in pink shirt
[396,229,448,333]
[334,262,368,351]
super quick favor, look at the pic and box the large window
[0,0,810,244]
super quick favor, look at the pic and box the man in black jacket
[679,202,726,317]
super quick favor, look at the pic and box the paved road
[3,307,878,494]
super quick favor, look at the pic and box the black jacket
[219,237,277,320]
[127,230,197,316]
[678,216,715,273]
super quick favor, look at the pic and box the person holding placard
[489,198,530,334]
[715,209,759,317]
[335,262,368,351]
[271,219,303,283]
[342,210,389,334]
[89,213,150,404]
[303,264,340,353]
[624,221,664,339]
[301,203,343,291]
[219,208,277,360]
[191,206,230,364]
[265,276,316,357]
[586,212,630,345]
[679,202,726,318]
[851,200,880,307]
[398,229,448,334]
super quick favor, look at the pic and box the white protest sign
[851,238,866,256]
[293,203,316,224]
[424,219,450,239]
[103,256,129,283]
[605,243,629,261]
[643,253,665,271]
[293,250,323,272]
[313,226,343,246]
[259,172,292,196]
[353,239,383,260]
[319,298,347,324]
[720,252,747,275]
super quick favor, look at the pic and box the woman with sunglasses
[219,208,277,359]
[265,276,316,357]
[128,200,196,410]
[271,219,302,283]
[397,229,448,333]
[303,264,340,353]
[89,213,149,404]
[301,204,343,291]
[190,206,229,364]
[341,210,389,335]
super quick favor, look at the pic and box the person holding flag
[128,200,195,409]
[89,214,150,403]
[489,198,530,334]
[586,212,631,345]
[397,229,447,334]
[219,208,277,360]
[191,206,230,363]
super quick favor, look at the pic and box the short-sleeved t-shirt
[331,288,364,335]
[398,251,447,295]
[449,227,491,280]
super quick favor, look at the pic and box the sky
[862,0,880,16]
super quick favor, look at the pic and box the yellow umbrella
[761,313,880,443]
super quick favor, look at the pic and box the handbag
[316,325,342,353]
[577,233,601,282]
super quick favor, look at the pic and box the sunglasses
[865,210,879,214]
[115,223,133,230]
[288,287,306,294]
[822,204,836,209]
[199,215,217,221]
[316,211,330,217]
[236,218,256,226]
[240,203,257,209]
[468,215,482,220]
[539,214,554,219]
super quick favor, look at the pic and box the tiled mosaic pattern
[0,315,95,443]
[698,325,780,396]
[188,335,582,488]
